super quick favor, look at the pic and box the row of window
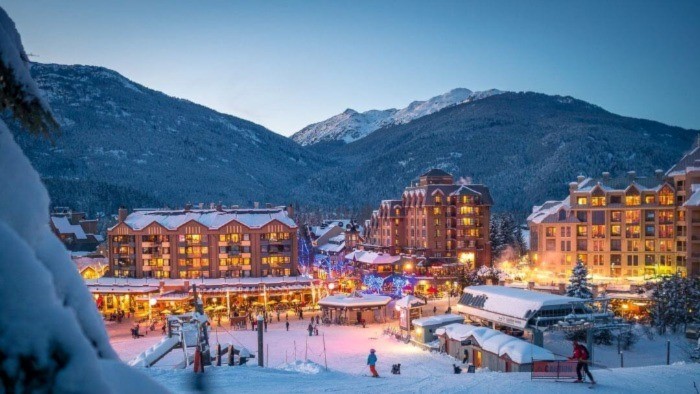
[546,238,675,252]
[575,190,674,207]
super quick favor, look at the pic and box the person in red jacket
[571,340,596,384]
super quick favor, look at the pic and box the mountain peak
[291,88,503,146]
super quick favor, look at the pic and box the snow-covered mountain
[291,88,502,146]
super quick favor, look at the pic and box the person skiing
[570,340,596,384]
[367,349,379,377]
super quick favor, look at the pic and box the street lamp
[148,297,157,322]
[328,282,336,295]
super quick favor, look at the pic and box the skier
[570,340,596,384]
[285,321,290,331]
[367,349,379,377]
[308,323,314,336]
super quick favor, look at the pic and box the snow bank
[277,360,325,375]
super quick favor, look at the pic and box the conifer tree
[566,259,593,299]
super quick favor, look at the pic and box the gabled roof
[421,168,452,177]
[113,207,297,231]
[666,145,700,177]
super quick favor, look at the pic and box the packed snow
[107,301,699,393]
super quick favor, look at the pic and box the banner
[531,361,578,379]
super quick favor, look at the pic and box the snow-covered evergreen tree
[566,259,593,299]
[650,275,700,334]
[0,7,166,392]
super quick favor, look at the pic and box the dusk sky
[4,0,700,135]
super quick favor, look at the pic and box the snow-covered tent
[318,292,391,324]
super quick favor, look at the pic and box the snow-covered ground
[110,297,700,393]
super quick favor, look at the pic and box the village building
[529,141,700,281]
[358,169,493,283]
[410,314,464,345]
[72,254,108,279]
[435,323,560,372]
[50,207,103,252]
[454,285,596,346]
[96,204,320,315]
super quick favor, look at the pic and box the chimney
[117,206,128,222]
[655,169,664,181]
[216,202,223,212]
[627,171,636,181]
[254,202,260,209]
[576,175,586,183]
[184,203,192,211]
[569,182,579,192]
[265,203,272,209]
[602,172,610,182]
[198,202,204,209]
[209,202,216,209]
[286,204,295,217]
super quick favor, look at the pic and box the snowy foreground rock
[0,7,166,393]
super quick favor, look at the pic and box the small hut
[411,314,464,345]
[436,323,560,372]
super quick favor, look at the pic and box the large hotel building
[528,142,700,281]
[362,169,493,273]
[87,204,319,316]
[107,204,298,279]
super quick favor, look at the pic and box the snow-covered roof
[684,184,700,207]
[51,216,87,239]
[435,323,558,363]
[458,285,583,320]
[116,207,297,231]
[318,292,391,308]
[412,314,463,327]
[344,250,401,265]
[72,256,107,271]
[395,295,426,309]
[318,242,345,253]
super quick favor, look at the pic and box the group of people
[307,315,321,336]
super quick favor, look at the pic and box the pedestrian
[462,349,469,364]
[433,306,437,315]
[264,318,268,332]
[367,349,379,377]
[285,321,290,331]
[315,315,320,325]
[308,323,314,337]
[162,323,167,335]
[570,340,596,384]
[277,311,281,322]
[314,326,319,336]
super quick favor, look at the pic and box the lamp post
[328,282,336,296]
[148,297,157,322]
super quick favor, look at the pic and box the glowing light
[149,298,157,306]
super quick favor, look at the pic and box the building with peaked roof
[529,140,700,280]
[361,169,493,275]
[50,208,103,252]
[107,204,298,279]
